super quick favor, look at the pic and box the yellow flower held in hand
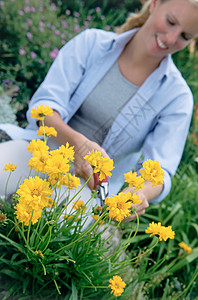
[105,192,132,222]
[84,150,114,181]
[37,126,57,137]
[179,242,192,254]
[124,171,145,190]
[3,162,17,172]
[109,275,126,297]
[131,193,142,205]
[140,159,164,186]
[30,104,53,120]
[145,222,175,241]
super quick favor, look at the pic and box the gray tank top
[68,60,139,145]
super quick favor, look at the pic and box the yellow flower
[131,193,142,205]
[50,143,74,161]
[28,148,49,173]
[35,250,44,258]
[91,214,104,226]
[37,126,57,137]
[105,192,132,222]
[0,213,7,222]
[3,162,17,172]
[62,173,81,190]
[45,154,70,175]
[15,202,42,225]
[140,159,164,186]
[16,176,53,210]
[109,275,126,297]
[145,222,175,241]
[179,242,192,254]
[124,171,145,190]
[63,214,73,221]
[73,200,87,213]
[84,150,114,181]
[30,105,53,120]
[27,139,49,153]
[14,176,53,225]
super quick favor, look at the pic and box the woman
[1,0,198,221]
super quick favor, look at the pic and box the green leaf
[69,281,78,300]
[0,233,25,253]
[168,248,198,273]
[0,269,20,279]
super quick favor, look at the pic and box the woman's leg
[0,140,33,198]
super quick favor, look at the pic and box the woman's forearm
[139,181,164,202]
[39,110,83,146]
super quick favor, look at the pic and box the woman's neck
[118,30,164,86]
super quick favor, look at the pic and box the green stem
[7,218,27,244]
[53,211,107,256]
[117,238,159,265]
[41,262,47,275]
[53,279,61,294]
[173,266,198,300]
[26,210,34,247]
[55,171,94,221]
[4,172,11,205]
[81,286,107,289]
[42,119,48,144]
[112,211,140,261]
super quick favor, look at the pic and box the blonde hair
[116,0,198,33]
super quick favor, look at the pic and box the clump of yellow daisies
[11,105,81,225]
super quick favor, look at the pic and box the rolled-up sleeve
[26,29,95,130]
[136,91,193,204]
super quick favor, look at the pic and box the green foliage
[0,0,124,126]
[1,0,198,298]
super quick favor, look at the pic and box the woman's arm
[41,110,109,190]
[121,182,163,222]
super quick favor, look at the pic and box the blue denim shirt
[1,28,193,203]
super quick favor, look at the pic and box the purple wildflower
[27,32,32,39]
[19,49,26,55]
[50,48,59,59]
[24,6,31,13]
[95,7,101,12]
[18,10,24,15]
[74,11,80,17]
[27,19,32,25]
[30,52,37,58]
[65,9,71,15]
[51,3,57,10]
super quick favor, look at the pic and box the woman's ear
[149,0,160,13]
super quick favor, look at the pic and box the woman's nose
[166,30,179,45]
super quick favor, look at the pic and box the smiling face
[143,0,198,59]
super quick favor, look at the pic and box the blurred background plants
[0,0,198,299]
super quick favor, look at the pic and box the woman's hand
[73,134,110,190]
[41,111,109,190]
[121,187,149,222]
